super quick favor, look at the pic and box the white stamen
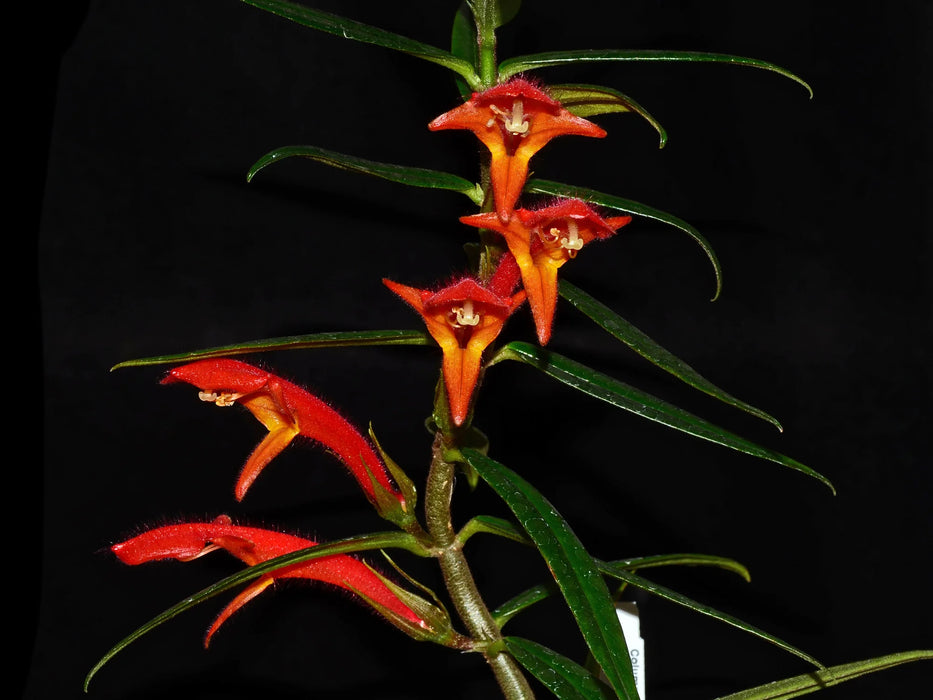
[452,300,481,327]
[560,219,584,256]
[489,99,530,136]
[539,226,561,243]
[198,390,242,407]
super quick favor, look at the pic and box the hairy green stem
[470,0,499,88]
[425,433,534,699]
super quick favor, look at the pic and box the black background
[29,1,930,699]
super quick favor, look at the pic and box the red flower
[162,359,403,507]
[429,78,606,221]
[111,516,427,646]
[460,199,632,344]
[383,271,525,426]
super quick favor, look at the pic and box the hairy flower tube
[429,78,606,221]
[383,273,525,426]
[111,515,428,646]
[162,359,404,508]
[461,199,632,344]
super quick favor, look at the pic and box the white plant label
[617,602,645,700]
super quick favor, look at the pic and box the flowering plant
[81,1,930,698]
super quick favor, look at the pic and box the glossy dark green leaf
[549,83,667,147]
[609,553,750,581]
[598,563,822,668]
[559,279,782,431]
[85,532,427,690]
[500,49,812,98]
[492,584,554,628]
[526,178,722,300]
[463,448,639,700]
[111,329,433,370]
[247,145,483,204]
[491,342,834,493]
[715,649,933,700]
[240,0,480,87]
[505,636,616,700]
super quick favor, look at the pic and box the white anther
[489,99,529,136]
[452,300,481,327]
[560,219,584,255]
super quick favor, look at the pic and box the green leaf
[240,0,480,88]
[247,145,484,205]
[500,49,812,98]
[458,514,530,546]
[559,279,782,431]
[491,342,834,493]
[549,83,667,148]
[598,563,822,669]
[492,583,555,629]
[110,329,433,370]
[493,554,749,627]
[504,636,616,700]
[610,553,751,582]
[85,532,427,691]
[463,448,639,700]
[526,178,722,301]
[715,649,933,700]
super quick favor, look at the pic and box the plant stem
[471,0,499,88]
[425,433,534,699]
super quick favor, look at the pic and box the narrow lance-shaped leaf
[559,279,782,431]
[457,515,751,583]
[504,636,616,700]
[247,145,483,205]
[460,518,750,585]
[609,553,751,582]
[491,559,813,667]
[111,329,433,370]
[462,448,639,700]
[492,584,555,629]
[549,83,667,147]
[85,532,427,690]
[490,342,834,493]
[526,178,722,301]
[458,514,531,546]
[715,649,933,700]
[499,49,812,98]
[599,563,822,669]
[493,555,749,628]
[240,0,480,88]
